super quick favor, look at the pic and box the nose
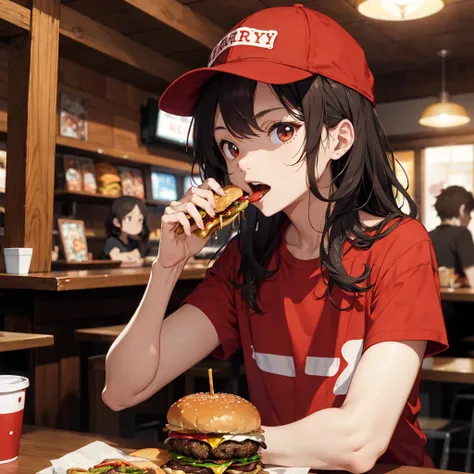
[237,152,256,172]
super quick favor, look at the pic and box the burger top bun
[167,392,261,434]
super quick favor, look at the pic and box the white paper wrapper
[36,441,150,474]
[36,441,310,474]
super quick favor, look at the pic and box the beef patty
[168,439,260,461]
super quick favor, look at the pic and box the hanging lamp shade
[419,50,471,129]
[357,0,445,21]
[419,92,471,128]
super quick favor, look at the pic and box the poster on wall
[59,93,88,141]
[57,219,89,262]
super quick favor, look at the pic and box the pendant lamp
[357,0,444,21]
[419,50,471,129]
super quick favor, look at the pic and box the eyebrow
[214,107,286,132]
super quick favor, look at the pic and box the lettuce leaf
[169,452,260,468]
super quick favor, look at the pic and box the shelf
[54,190,168,207]
[56,136,192,173]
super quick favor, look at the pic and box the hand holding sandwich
[157,178,226,268]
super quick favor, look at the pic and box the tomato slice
[93,460,132,468]
[168,431,209,441]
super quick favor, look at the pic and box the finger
[162,212,191,236]
[189,193,215,217]
[177,212,192,236]
[201,178,225,196]
[186,202,205,230]
[189,186,216,209]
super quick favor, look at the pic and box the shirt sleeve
[456,228,474,270]
[103,237,121,259]
[365,221,449,357]
[181,239,241,360]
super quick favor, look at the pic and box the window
[423,144,474,233]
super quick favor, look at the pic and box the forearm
[103,259,188,408]
[262,406,382,473]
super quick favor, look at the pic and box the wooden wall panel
[87,106,114,148]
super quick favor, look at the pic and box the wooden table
[76,324,125,343]
[440,288,474,303]
[0,331,54,352]
[421,357,474,384]
[0,425,463,474]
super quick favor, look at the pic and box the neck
[283,166,332,256]
[442,218,460,226]
[120,231,129,241]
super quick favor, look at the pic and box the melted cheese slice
[206,437,225,449]
[207,464,231,474]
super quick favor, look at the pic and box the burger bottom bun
[131,448,171,467]
[162,465,265,474]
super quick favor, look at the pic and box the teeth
[251,182,263,186]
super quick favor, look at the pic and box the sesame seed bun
[166,392,261,434]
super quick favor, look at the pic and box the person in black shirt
[103,196,150,265]
[429,185,474,286]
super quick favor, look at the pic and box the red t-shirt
[182,218,448,467]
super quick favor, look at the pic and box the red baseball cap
[159,4,375,116]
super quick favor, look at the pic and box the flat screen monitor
[141,98,193,148]
[183,175,203,192]
[151,172,178,202]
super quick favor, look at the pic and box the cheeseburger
[177,184,270,239]
[163,393,266,474]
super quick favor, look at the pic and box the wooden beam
[123,0,225,50]
[4,0,60,272]
[59,5,188,83]
[0,0,31,31]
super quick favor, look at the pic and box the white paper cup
[3,248,33,274]
[0,375,29,464]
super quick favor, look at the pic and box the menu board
[156,110,193,147]
[151,172,178,202]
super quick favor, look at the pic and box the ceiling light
[357,0,445,21]
[419,50,471,129]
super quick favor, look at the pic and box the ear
[113,217,121,229]
[329,119,355,161]
[460,204,466,217]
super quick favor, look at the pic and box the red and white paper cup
[0,375,29,464]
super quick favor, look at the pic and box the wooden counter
[440,288,474,303]
[0,261,213,291]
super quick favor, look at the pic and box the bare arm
[102,260,219,411]
[262,340,426,474]
[103,178,225,411]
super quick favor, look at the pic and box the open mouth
[247,182,271,202]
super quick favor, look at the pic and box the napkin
[36,441,310,474]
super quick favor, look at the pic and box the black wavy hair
[191,74,417,313]
[105,196,150,243]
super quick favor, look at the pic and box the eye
[220,140,240,160]
[269,123,297,145]
[126,216,132,222]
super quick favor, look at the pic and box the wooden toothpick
[208,368,215,395]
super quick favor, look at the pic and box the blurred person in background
[429,185,474,288]
[429,185,474,356]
